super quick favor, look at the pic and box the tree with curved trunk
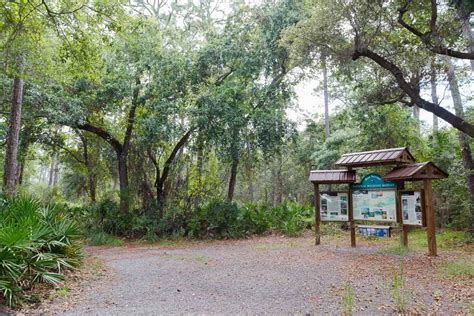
[76,92,140,213]
[147,129,194,216]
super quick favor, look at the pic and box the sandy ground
[7,233,474,315]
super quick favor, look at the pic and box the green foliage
[74,198,313,241]
[391,257,410,314]
[87,231,123,247]
[0,195,82,306]
[341,283,354,315]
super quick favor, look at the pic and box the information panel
[401,191,423,226]
[320,192,348,221]
[352,190,397,222]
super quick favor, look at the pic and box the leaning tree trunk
[3,55,24,197]
[445,57,474,236]
[227,157,239,203]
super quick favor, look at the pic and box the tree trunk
[445,57,474,236]
[3,55,25,197]
[413,105,420,132]
[227,157,239,202]
[457,7,474,72]
[17,157,25,186]
[53,161,60,186]
[275,157,283,205]
[117,152,130,213]
[156,178,165,215]
[430,66,439,132]
[322,54,330,139]
[79,133,97,202]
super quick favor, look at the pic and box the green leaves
[0,195,83,306]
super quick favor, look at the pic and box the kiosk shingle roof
[383,162,448,181]
[308,170,356,183]
[335,147,416,168]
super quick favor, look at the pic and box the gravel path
[36,235,473,314]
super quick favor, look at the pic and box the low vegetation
[437,260,474,280]
[77,199,313,244]
[0,196,82,306]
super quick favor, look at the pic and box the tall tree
[322,54,330,139]
[3,55,24,196]
[430,65,439,132]
[444,57,474,235]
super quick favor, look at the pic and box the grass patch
[340,283,354,315]
[405,229,472,250]
[54,287,71,298]
[438,259,474,279]
[87,231,124,246]
[367,229,471,254]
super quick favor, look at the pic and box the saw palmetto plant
[0,196,82,306]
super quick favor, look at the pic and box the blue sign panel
[358,226,390,238]
[351,173,397,190]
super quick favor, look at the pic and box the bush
[182,200,313,239]
[68,198,314,242]
[0,195,83,306]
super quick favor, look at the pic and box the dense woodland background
[1,0,474,305]
[1,0,474,240]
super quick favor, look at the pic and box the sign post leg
[402,225,409,247]
[424,179,437,256]
[314,183,321,245]
[348,186,356,247]
[396,188,408,248]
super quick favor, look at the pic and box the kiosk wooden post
[424,179,437,256]
[314,183,321,245]
[396,187,408,248]
[348,186,356,247]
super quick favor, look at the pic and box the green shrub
[0,195,83,306]
[201,200,245,238]
[87,231,124,246]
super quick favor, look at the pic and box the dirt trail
[20,235,474,314]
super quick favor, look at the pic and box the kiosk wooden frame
[309,148,448,256]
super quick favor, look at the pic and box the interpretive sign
[351,174,397,222]
[401,191,423,226]
[320,192,348,221]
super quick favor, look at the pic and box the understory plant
[0,195,83,306]
[391,255,410,314]
[342,282,354,315]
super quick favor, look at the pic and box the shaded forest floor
[12,231,474,314]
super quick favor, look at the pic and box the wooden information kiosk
[309,147,448,256]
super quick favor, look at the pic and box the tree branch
[158,129,193,186]
[76,122,123,153]
[398,0,474,60]
[352,45,474,137]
